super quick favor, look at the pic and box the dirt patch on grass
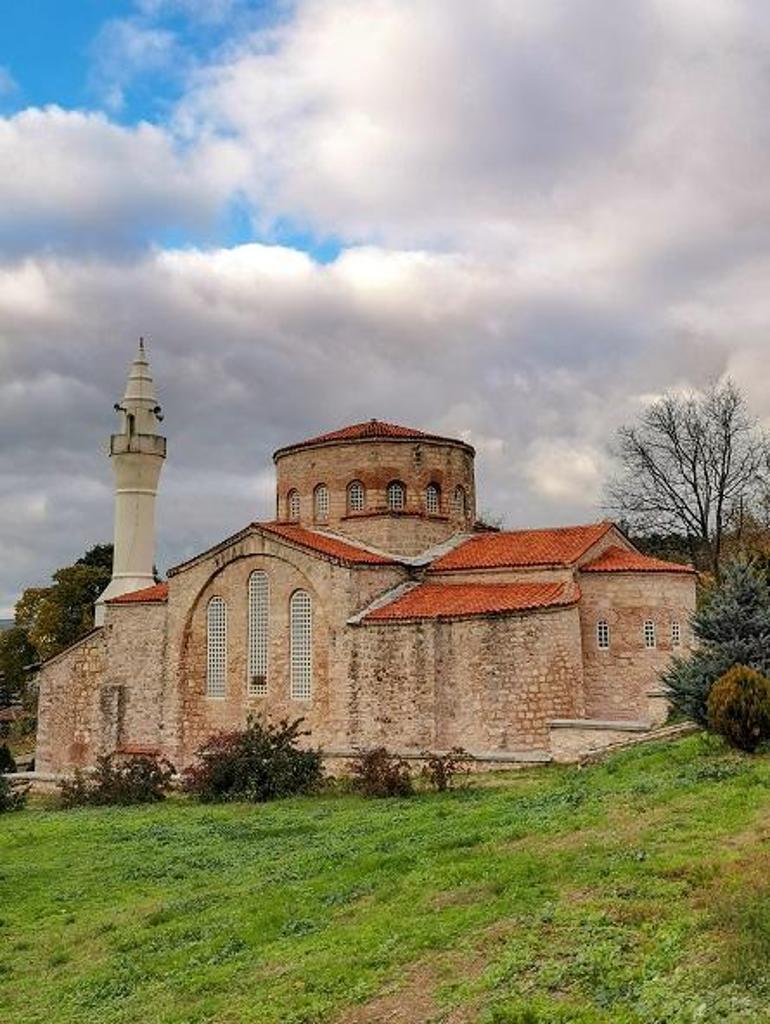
[334,923,513,1024]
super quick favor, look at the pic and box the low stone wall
[549,718,697,763]
[549,718,651,763]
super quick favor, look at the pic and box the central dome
[272,419,477,556]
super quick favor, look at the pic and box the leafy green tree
[664,561,770,725]
[76,544,114,572]
[13,544,113,663]
[17,564,111,661]
[0,627,37,707]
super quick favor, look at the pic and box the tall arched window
[287,489,300,521]
[290,590,312,699]
[314,483,329,521]
[347,480,365,513]
[247,572,269,696]
[206,596,227,698]
[425,483,440,515]
[387,480,406,511]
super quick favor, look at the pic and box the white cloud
[0,107,242,251]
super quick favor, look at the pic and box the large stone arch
[174,546,331,762]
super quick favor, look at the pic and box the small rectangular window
[671,621,682,648]
[596,620,610,650]
[644,620,656,649]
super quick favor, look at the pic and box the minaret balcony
[110,434,167,457]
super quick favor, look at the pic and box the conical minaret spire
[95,340,167,623]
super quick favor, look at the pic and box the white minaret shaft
[95,340,166,624]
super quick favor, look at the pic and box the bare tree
[606,380,769,577]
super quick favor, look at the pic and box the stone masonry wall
[101,602,168,754]
[344,604,586,754]
[36,630,107,772]
[578,572,696,720]
[338,513,461,556]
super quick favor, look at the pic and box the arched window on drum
[313,483,329,522]
[347,480,365,513]
[425,483,440,515]
[387,480,406,511]
[287,489,300,521]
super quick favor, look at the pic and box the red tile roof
[259,523,397,565]
[580,545,695,574]
[364,580,580,621]
[274,419,474,458]
[429,522,614,572]
[109,582,169,604]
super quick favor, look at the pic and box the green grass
[2,734,770,1024]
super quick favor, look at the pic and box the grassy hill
[2,735,770,1024]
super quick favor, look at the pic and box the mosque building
[36,344,695,770]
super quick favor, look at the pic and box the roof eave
[273,434,475,462]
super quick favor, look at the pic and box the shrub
[707,665,770,752]
[665,561,770,725]
[0,743,16,774]
[0,774,28,813]
[182,716,323,803]
[58,753,175,808]
[350,747,413,798]
[422,747,473,791]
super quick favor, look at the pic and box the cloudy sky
[1,0,770,614]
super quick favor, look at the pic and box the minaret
[95,340,166,624]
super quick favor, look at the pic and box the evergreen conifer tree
[664,561,770,724]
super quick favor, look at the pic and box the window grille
[671,621,682,648]
[452,485,467,517]
[314,484,329,521]
[290,590,312,699]
[426,483,440,515]
[206,597,227,698]
[288,489,300,520]
[596,619,610,650]
[348,480,365,513]
[387,480,406,511]
[644,620,657,649]
[247,572,269,696]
